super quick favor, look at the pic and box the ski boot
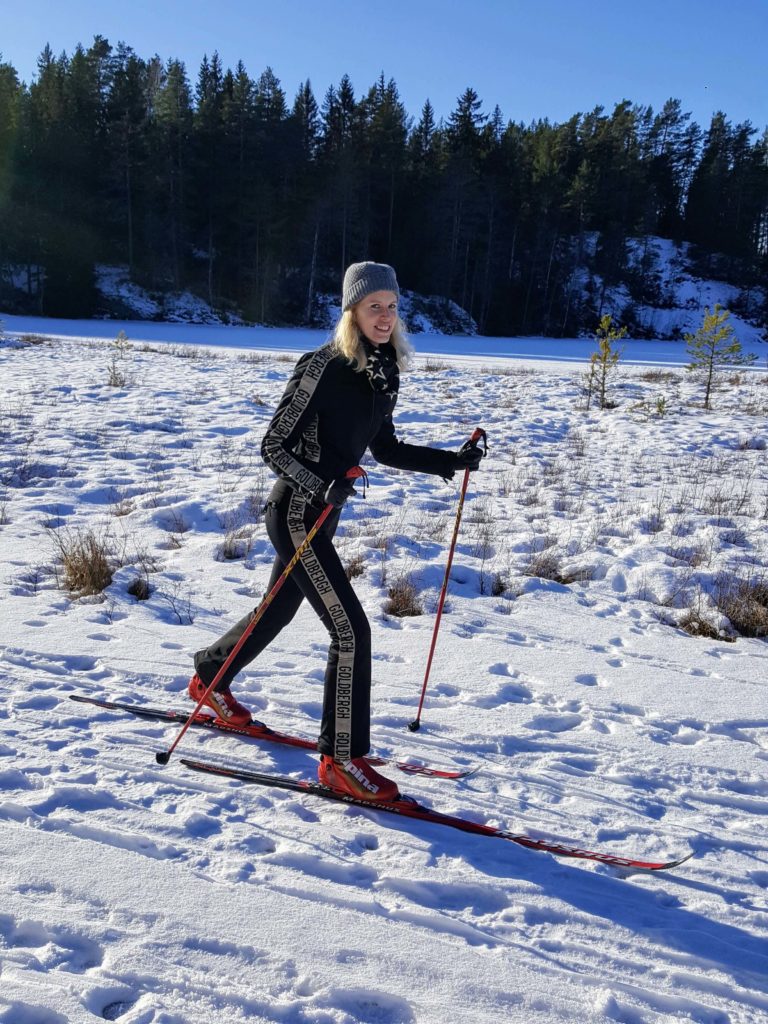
[188,673,252,727]
[318,755,399,803]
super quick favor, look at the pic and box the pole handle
[468,427,488,453]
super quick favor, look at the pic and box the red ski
[180,756,693,872]
[69,694,475,779]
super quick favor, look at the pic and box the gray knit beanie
[342,261,400,310]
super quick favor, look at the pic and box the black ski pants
[194,488,371,760]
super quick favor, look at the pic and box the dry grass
[638,368,679,383]
[17,334,49,346]
[127,576,152,601]
[420,358,452,373]
[521,546,591,585]
[678,608,728,641]
[50,526,118,596]
[521,548,562,581]
[714,573,768,638]
[217,526,254,560]
[491,572,511,596]
[238,352,270,365]
[674,583,734,642]
[162,345,211,361]
[344,554,366,580]
[383,575,423,616]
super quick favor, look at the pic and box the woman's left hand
[321,477,358,508]
[452,440,484,472]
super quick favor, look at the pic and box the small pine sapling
[685,304,756,410]
[586,315,627,410]
[107,330,133,387]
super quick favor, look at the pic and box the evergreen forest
[0,38,766,335]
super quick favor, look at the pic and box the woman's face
[353,290,398,346]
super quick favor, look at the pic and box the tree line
[0,37,766,335]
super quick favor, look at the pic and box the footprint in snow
[525,712,584,733]
[554,756,599,774]
[0,1002,68,1024]
[575,672,612,687]
[1,649,104,678]
[645,719,708,746]
[472,681,534,709]
[12,694,59,711]
[316,987,416,1024]
[0,912,104,972]
[102,997,139,1021]
[610,702,646,717]
[574,673,599,687]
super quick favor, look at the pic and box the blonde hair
[330,309,414,372]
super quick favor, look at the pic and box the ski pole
[156,466,367,766]
[408,428,487,732]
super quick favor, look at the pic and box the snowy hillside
[1,326,768,1023]
[91,266,480,337]
[591,236,767,343]
[88,235,767,344]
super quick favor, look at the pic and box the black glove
[452,439,484,472]
[321,477,358,508]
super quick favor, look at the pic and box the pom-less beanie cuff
[342,262,400,310]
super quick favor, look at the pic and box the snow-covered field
[2,321,768,1023]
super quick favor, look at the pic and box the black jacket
[261,342,456,504]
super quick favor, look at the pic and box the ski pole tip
[155,751,171,766]
[407,719,421,732]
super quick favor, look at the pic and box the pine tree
[191,52,227,305]
[153,59,193,289]
[250,66,292,321]
[645,98,695,236]
[685,112,732,260]
[254,66,286,124]
[0,62,21,206]
[106,43,150,275]
[685,304,755,409]
[319,75,359,275]
[288,81,322,322]
[291,80,319,160]
[362,74,408,255]
[586,314,627,410]
[447,87,487,158]
[410,100,434,156]
[24,44,98,315]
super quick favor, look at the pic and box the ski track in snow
[1,328,768,1022]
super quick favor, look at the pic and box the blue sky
[2,0,766,131]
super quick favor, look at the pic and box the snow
[1,316,768,1023]
[92,266,246,326]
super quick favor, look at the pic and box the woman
[189,262,483,802]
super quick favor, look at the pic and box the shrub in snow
[127,576,152,601]
[50,526,120,597]
[384,575,423,617]
[714,570,768,639]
